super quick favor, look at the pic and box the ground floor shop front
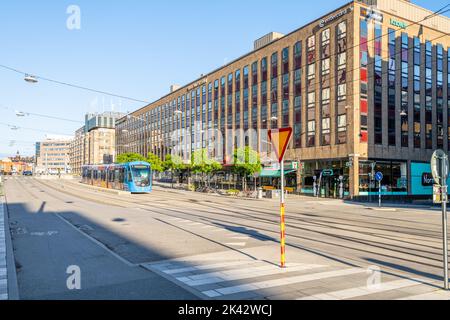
[157,158,439,201]
[297,158,438,200]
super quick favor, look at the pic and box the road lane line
[298,278,433,300]
[202,268,366,298]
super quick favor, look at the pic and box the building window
[388,28,396,146]
[271,52,278,79]
[425,40,432,149]
[360,19,368,143]
[400,33,409,148]
[437,44,444,149]
[374,23,383,145]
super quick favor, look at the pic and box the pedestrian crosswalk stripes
[143,252,445,300]
[202,268,367,298]
[298,278,432,300]
[0,198,7,300]
[149,260,257,275]
[397,291,450,300]
[176,263,325,287]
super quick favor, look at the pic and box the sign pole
[268,127,292,269]
[378,180,381,208]
[442,158,449,290]
[280,158,286,269]
[432,150,449,290]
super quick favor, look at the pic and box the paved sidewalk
[0,197,8,300]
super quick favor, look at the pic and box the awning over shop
[259,169,296,178]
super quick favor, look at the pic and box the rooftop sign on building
[319,7,353,28]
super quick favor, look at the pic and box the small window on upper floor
[307,36,315,51]
[337,21,347,38]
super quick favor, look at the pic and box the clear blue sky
[0,0,448,157]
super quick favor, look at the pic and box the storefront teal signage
[322,169,334,177]
[390,18,407,29]
[412,162,450,195]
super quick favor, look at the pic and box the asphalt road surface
[4,176,450,300]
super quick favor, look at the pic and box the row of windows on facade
[118,21,349,149]
[360,18,450,149]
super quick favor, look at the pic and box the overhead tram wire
[0,106,83,124]
[0,64,151,105]
[0,122,74,136]
[0,4,448,112]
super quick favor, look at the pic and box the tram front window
[131,165,150,187]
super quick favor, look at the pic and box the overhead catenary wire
[0,122,74,137]
[0,106,83,124]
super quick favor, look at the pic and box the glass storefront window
[359,161,408,195]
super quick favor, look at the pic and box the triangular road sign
[268,127,293,163]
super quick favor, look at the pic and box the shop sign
[422,173,435,187]
[390,18,407,29]
[322,169,334,177]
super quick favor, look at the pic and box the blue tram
[81,161,152,193]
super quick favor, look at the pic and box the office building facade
[116,0,449,199]
[70,112,124,175]
[36,137,72,175]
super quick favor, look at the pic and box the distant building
[69,111,125,175]
[0,155,34,175]
[36,137,72,175]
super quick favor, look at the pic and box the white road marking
[149,260,260,275]
[397,290,450,300]
[176,263,325,287]
[0,199,7,300]
[202,268,366,298]
[231,236,250,240]
[298,278,432,300]
[224,242,246,247]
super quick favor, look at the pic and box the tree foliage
[147,152,164,172]
[232,146,262,177]
[163,154,186,173]
[191,149,222,175]
[116,153,146,164]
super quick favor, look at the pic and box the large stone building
[35,136,72,175]
[70,112,124,175]
[116,0,450,199]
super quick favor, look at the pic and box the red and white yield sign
[268,128,293,163]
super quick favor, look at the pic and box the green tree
[163,154,186,188]
[147,152,164,173]
[116,153,146,164]
[232,146,262,191]
[191,149,222,187]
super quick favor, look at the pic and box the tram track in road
[34,178,444,252]
[35,178,443,238]
[32,178,444,253]
[29,178,448,273]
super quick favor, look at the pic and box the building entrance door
[320,175,339,198]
